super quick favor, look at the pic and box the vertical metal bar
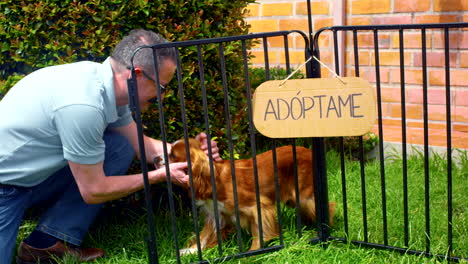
[306,0,313,40]
[421,28,431,254]
[271,139,284,246]
[373,29,389,246]
[152,48,181,264]
[352,28,368,243]
[443,27,453,255]
[292,139,303,238]
[174,48,204,261]
[334,29,349,239]
[127,68,159,264]
[398,28,410,248]
[283,35,291,74]
[218,42,244,252]
[263,37,271,80]
[196,44,224,256]
[309,43,330,243]
[242,40,265,248]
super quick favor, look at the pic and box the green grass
[16,148,467,264]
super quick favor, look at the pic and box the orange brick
[407,88,451,105]
[294,35,308,49]
[433,31,468,49]
[464,14,468,22]
[313,17,333,31]
[316,51,333,65]
[407,104,424,119]
[381,88,402,103]
[355,67,390,83]
[453,107,468,122]
[429,69,468,86]
[316,33,330,48]
[346,50,371,66]
[455,90,468,107]
[391,69,424,85]
[413,51,457,67]
[279,19,310,32]
[372,51,411,66]
[452,132,468,149]
[461,52,468,68]
[395,0,430,12]
[296,1,329,15]
[427,105,448,122]
[389,103,424,119]
[415,15,460,24]
[354,33,391,48]
[262,3,293,16]
[371,16,412,25]
[348,17,371,26]
[382,118,404,126]
[406,121,447,130]
[351,0,391,14]
[250,51,278,64]
[245,4,259,17]
[248,19,279,33]
[453,124,468,132]
[391,32,432,49]
[279,50,305,65]
[265,36,293,48]
[434,0,468,11]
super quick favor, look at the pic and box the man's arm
[112,121,222,164]
[111,121,168,164]
[68,160,188,204]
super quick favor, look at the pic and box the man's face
[137,59,176,110]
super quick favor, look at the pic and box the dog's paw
[179,248,197,256]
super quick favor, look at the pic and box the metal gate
[127,22,467,263]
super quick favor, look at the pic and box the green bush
[1,0,256,157]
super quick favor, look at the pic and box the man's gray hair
[111,29,176,73]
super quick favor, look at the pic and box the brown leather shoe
[16,241,105,263]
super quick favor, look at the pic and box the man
[0,29,221,263]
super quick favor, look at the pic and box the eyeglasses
[140,70,167,94]
[127,66,167,94]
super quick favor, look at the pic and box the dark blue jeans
[0,130,135,264]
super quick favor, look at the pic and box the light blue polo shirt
[0,58,133,186]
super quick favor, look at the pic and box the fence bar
[270,139,285,246]
[242,39,265,249]
[150,48,183,264]
[443,27,453,255]
[196,44,224,256]
[218,42,244,252]
[398,28,410,248]
[173,49,205,261]
[126,64,159,264]
[283,35,291,74]
[329,237,467,263]
[373,29,389,246]
[333,29,349,239]
[420,28,431,254]
[291,139,303,238]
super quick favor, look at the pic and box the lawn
[16,147,467,264]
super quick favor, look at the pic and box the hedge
[0,0,256,157]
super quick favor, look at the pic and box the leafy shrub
[1,0,255,156]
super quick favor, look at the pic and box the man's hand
[150,162,189,187]
[195,132,222,161]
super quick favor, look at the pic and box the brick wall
[245,0,468,149]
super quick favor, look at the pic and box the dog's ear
[188,139,214,198]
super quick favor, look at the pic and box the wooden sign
[252,77,376,138]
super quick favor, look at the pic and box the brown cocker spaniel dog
[169,138,335,254]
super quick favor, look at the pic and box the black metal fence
[127,22,467,263]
